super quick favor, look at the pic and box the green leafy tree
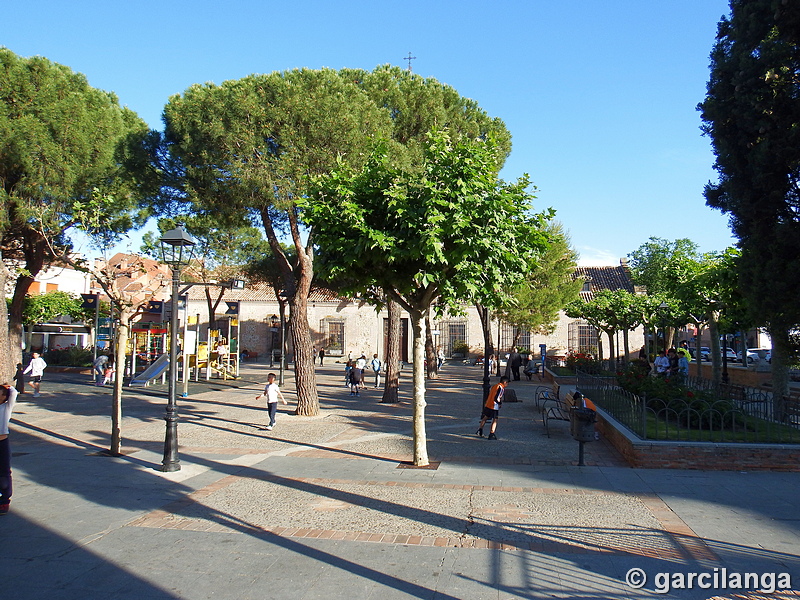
[21,291,84,325]
[305,132,552,465]
[628,237,702,349]
[566,289,643,368]
[0,48,148,380]
[699,0,800,400]
[494,222,581,341]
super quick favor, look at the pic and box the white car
[737,348,771,363]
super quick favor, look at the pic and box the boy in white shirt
[23,352,47,397]
[255,373,287,431]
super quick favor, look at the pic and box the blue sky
[4,0,735,264]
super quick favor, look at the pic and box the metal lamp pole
[159,226,196,473]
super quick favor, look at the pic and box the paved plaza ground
[1,361,799,599]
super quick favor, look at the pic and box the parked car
[720,347,738,362]
[698,347,711,361]
[737,348,771,363]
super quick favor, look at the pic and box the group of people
[651,343,691,379]
[13,352,48,397]
[344,353,383,395]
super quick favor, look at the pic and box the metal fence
[576,370,800,444]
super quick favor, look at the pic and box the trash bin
[570,406,596,442]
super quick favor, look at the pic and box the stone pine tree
[305,132,552,466]
[0,48,148,380]
[160,68,392,416]
[699,0,800,402]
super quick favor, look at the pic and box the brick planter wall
[596,409,800,471]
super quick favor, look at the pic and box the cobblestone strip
[127,474,715,559]
[633,493,719,562]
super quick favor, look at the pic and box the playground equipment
[129,353,169,387]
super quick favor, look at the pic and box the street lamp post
[269,314,279,368]
[159,226,197,473]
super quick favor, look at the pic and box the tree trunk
[695,324,704,377]
[381,299,401,403]
[769,325,790,422]
[0,259,13,382]
[425,315,437,379]
[290,290,318,416]
[622,328,630,366]
[605,329,616,371]
[709,316,721,385]
[110,309,133,456]
[410,308,429,467]
[664,326,675,352]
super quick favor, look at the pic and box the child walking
[255,373,287,431]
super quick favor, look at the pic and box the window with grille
[440,321,468,356]
[500,323,531,352]
[568,320,598,354]
[321,318,345,355]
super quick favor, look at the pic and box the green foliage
[22,291,84,325]
[341,65,512,170]
[0,48,149,244]
[451,340,470,355]
[495,222,581,335]
[42,345,93,367]
[305,131,552,313]
[698,0,800,393]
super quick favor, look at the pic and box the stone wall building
[184,260,645,364]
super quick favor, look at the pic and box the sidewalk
[1,362,799,599]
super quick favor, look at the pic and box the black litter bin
[569,406,596,442]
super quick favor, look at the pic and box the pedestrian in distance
[344,360,353,386]
[371,353,382,388]
[0,383,19,514]
[103,362,115,385]
[318,347,325,366]
[436,346,445,370]
[13,364,25,395]
[349,363,362,395]
[508,346,523,381]
[654,349,669,376]
[476,376,509,440]
[356,354,367,388]
[255,373,287,431]
[23,352,47,397]
[92,353,109,386]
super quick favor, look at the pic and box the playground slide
[129,353,170,386]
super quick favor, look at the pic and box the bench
[534,383,560,410]
[542,389,579,437]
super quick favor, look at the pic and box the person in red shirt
[477,376,509,440]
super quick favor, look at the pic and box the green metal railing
[576,370,800,443]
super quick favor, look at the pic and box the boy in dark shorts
[477,376,509,440]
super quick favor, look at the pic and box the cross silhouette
[403,52,417,72]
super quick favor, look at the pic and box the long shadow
[1,514,184,600]
[4,427,465,599]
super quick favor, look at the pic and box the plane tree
[305,132,552,465]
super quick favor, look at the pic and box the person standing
[356,354,368,389]
[436,347,445,370]
[654,349,669,376]
[0,383,18,514]
[348,362,362,396]
[371,354,383,388]
[23,352,47,397]
[508,347,523,381]
[92,354,109,386]
[318,347,325,366]
[255,373,287,431]
[476,376,509,440]
[13,364,25,395]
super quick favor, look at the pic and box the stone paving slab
[1,363,798,599]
